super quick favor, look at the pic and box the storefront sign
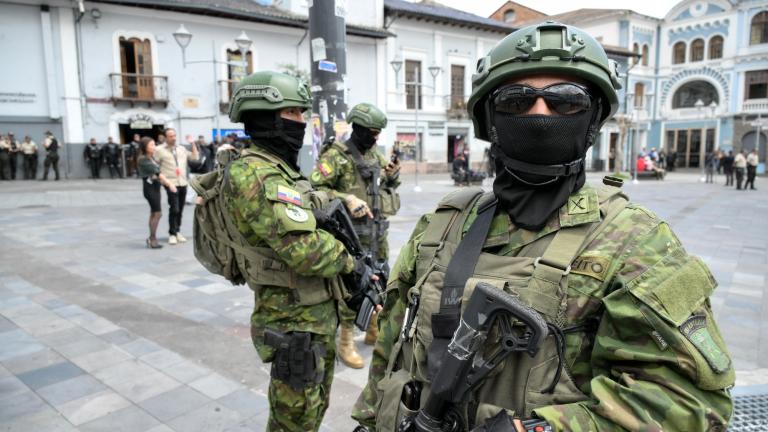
[129,113,154,129]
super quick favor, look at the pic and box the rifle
[400,282,549,432]
[314,199,385,331]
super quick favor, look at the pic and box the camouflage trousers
[267,333,335,432]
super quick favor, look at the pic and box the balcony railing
[743,98,768,113]
[110,73,168,106]
[446,95,469,119]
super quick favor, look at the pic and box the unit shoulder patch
[276,184,302,206]
[570,255,610,281]
[285,204,309,223]
[679,314,730,374]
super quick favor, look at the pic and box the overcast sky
[429,0,676,20]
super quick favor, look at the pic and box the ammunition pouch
[264,329,327,391]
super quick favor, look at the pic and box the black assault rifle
[314,199,385,331]
[399,282,549,432]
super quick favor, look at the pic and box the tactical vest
[376,182,628,431]
[200,148,344,306]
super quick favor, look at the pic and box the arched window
[672,80,719,108]
[634,82,645,108]
[708,35,724,59]
[642,44,649,66]
[673,42,686,64]
[632,43,640,65]
[751,11,768,45]
[690,39,705,62]
[503,9,516,23]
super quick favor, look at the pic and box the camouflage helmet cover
[347,102,388,130]
[468,21,623,141]
[228,71,312,122]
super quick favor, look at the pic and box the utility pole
[308,0,348,141]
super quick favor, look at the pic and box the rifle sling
[427,195,498,379]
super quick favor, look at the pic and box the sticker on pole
[311,38,327,61]
[318,60,337,73]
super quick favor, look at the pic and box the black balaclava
[491,100,602,231]
[350,123,378,152]
[243,110,306,171]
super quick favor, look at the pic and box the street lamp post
[173,25,253,144]
[390,59,441,192]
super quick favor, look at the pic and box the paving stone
[71,347,133,373]
[217,388,269,418]
[119,337,163,357]
[1,347,67,375]
[166,400,244,432]
[16,361,85,390]
[0,329,46,361]
[162,359,211,383]
[222,414,268,432]
[99,329,138,345]
[1,408,79,432]
[0,315,18,332]
[0,375,30,401]
[189,372,242,399]
[138,385,212,421]
[55,335,113,359]
[36,373,107,407]
[145,426,176,432]
[79,405,160,432]
[140,349,185,370]
[56,389,132,426]
[92,358,160,388]
[109,369,181,403]
[0,390,48,421]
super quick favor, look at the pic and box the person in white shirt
[153,128,199,244]
[745,148,759,190]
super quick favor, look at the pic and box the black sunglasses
[492,82,593,116]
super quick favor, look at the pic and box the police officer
[20,135,38,180]
[353,22,733,431]
[310,103,400,369]
[0,134,10,180]
[42,131,61,181]
[84,138,101,179]
[8,133,20,180]
[125,134,140,178]
[224,71,366,431]
[102,137,122,178]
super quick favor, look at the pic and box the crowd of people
[0,131,61,180]
[706,148,760,190]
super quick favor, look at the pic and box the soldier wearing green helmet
[222,70,359,431]
[310,102,401,369]
[352,22,733,431]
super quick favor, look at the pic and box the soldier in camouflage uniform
[310,103,401,369]
[353,22,733,431]
[224,71,359,432]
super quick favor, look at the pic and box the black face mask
[244,111,306,171]
[351,124,378,152]
[491,105,600,231]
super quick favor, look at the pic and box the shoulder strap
[427,194,498,378]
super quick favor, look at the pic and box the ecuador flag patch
[276,185,303,206]
[319,161,333,177]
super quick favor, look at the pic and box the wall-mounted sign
[318,60,337,73]
[129,113,154,129]
[0,91,36,104]
[183,97,200,108]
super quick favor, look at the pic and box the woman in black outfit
[137,137,176,248]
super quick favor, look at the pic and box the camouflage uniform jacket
[309,139,400,204]
[353,183,734,431]
[226,147,354,347]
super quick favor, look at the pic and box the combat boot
[338,324,364,369]
[364,313,379,345]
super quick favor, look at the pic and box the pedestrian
[734,149,747,190]
[705,150,716,183]
[222,71,365,431]
[746,148,759,190]
[658,149,666,169]
[716,149,724,174]
[668,150,677,171]
[722,149,734,186]
[154,127,198,245]
[19,135,38,180]
[0,134,11,180]
[310,102,399,370]
[84,138,101,179]
[452,150,470,185]
[137,136,177,249]
[42,131,61,181]
[352,21,733,431]
[125,134,140,178]
[7,133,20,180]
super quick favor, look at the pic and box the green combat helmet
[347,103,388,130]
[228,71,312,122]
[468,21,623,141]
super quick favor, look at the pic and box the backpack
[189,156,251,285]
